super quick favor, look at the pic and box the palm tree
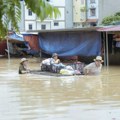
[0,0,60,38]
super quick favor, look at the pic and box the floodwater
[0,58,120,120]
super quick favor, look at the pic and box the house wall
[19,1,25,32]
[86,0,99,20]
[73,0,81,23]
[36,22,51,30]
[24,6,36,20]
[50,0,65,6]
[80,0,87,22]
[73,0,87,27]
[51,21,65,29]
[65,0,73,28]
[25,21,36,31]
[20,0,67,31]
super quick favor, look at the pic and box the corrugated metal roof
[97,25,120,32]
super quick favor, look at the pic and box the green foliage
[102,12,120,25]
[115,12,120,16]
[0,0,21,38]
[0,0,60,38]
[24,0,60,21]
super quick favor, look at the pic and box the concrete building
[86,0,98,26]
[73,0,98,27]
[19,0,120,32]
[19,0,73,32]
[86,0,120,26]
[73,0,87,27]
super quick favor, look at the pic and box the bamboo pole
[6,35,10,59]
[106,32,109,67]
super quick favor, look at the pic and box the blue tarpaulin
[8,33,38,55]
[39,31,101,56]
[8,33,24,42]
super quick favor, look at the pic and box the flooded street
[0,58,120,120]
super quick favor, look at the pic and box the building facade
[73,0,86,27]
[73,0,120,27]
[86,0,98,26]
[73,0,98,27]
[19,0,120,32]
[19,0,73,32]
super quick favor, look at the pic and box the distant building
[73,0,98,27]
[73,0,120,27]
[18,0,120,32]
[73,0,87,27]
[86,0,98,26]
[19,0,73,32]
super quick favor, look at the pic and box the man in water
[84,56,103,75]
[19,58,30,74]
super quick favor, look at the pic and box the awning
[8,33,24,43]
[39,31,101,56]
[97,25,120,67]
[97,25,120,32]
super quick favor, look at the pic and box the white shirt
[84,62,102,75]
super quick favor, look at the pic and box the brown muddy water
[0,58,120,120]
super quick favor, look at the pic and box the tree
[115,12,120,16]
[102,12,120,25]
[0,0,60,38]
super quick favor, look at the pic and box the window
[90,0,95,3]
[90,8,96,16]
[54,22,59,26]
[28,9,32,16]
[28,24,32,30]
[41,24,46,29]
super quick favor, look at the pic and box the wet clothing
[42,58,60,65]
[19,64,28,74]
[41,58,65,73]
[42,58,52,65]
[84,62,102,75]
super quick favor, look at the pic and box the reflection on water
[0,59,120,120]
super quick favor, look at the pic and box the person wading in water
[19,58,30,74]
[83,56,103,75]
